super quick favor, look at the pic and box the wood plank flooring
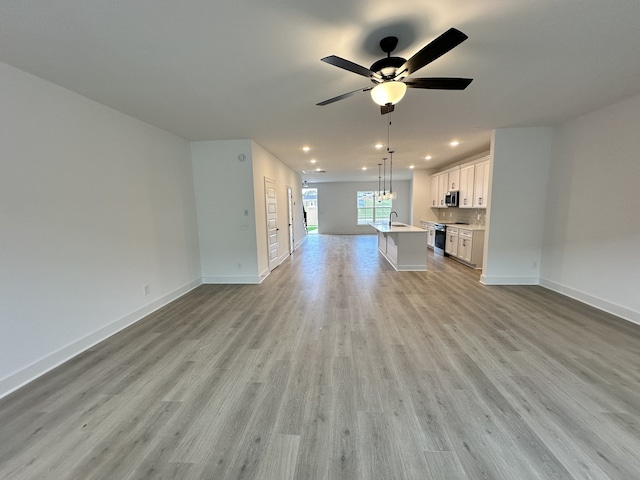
[1,234,639,479]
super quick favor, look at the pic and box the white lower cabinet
[445,227,459,257]
[420,221,436,249]
[458,230,473,263]
[456,229,485,269]
[427,224,435,248]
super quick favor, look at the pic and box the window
[302,188,318,233]
[357,191,392,225]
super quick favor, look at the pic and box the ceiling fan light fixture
[370,81,407,106]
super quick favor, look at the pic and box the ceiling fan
[317,28,473,115]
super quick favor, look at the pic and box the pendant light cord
[389,150,393,195]
[377,163,382,202]
[382,158,387,194]
[387,117,393,197]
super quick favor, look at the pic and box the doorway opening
[302,188,318,234]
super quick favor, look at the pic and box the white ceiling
[2,1,640,183]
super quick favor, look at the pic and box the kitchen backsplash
[437,208,486,226]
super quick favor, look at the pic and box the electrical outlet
[143,284,150,295]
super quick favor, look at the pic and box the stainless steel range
[433,223,446,255]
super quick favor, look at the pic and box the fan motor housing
[370,56,406,80]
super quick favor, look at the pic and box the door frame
[286,186,294,255]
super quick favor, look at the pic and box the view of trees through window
[357,191,392,225]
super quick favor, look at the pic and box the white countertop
[445,224,485,231]
[420,220,485,231]
[369,222,427,233]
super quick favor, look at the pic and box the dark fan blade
[316,86,372,106]
[405,77,473,90]
[380,104,395,115]
[399,28,468,76]
[321,55,379,79]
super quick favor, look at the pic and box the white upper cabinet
[437,174,448,207]
[459,163,475,209]
[473,159,490,209]
[446,167,460,191]
[430,172,449,208]
[430,174,439,208]
[430,156,490,210]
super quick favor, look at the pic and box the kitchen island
[369,222,428,271]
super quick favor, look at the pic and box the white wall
[0,62,201,398]
[540,94,640,323]
[316,181,411,234]
[251,142,306,277]
[191,140,260,283]
[482,127,553,285]
[191,140,304,283]
[410,169,436,225]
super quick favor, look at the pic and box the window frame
[356,190,393,225]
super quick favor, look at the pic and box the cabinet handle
[464,198,467,205]
[478,197,483,205]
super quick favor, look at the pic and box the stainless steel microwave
[445,191,459,207]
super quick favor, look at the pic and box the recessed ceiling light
[450,140,460,147]
[409,165,415,169]
[302,146,311,152]
[362,166,367,171]
[374,143,384,150]
[425,155,432,160]
[310,159,317,164]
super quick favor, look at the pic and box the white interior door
[265,177,279,271]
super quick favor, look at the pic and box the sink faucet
[389,211,398,226]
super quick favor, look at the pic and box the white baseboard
[539,278,640,326]
[258,267,271,283]
[396,265,428,272]
[202,252,290,285]
[480,275,540,285]
[294,235,307,250]
[0,278,202,400]
[276,251,290,268]
[202,275,263,284]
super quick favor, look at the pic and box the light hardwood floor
[1,234,639,479]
